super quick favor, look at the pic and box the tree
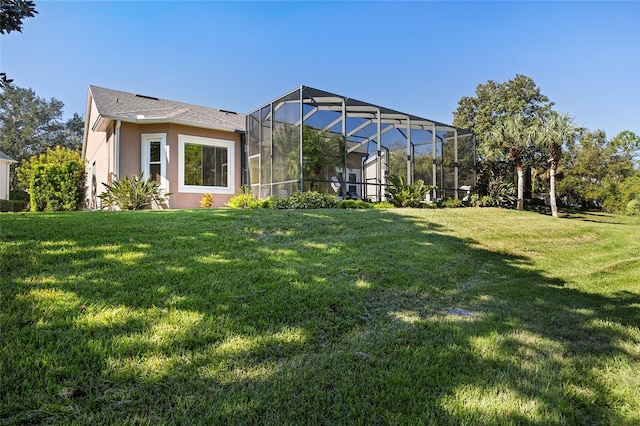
[557,130,635,211]
[531,113,583,217]
[302,125,344,192]
[57,112,84,151]
[483,115,532,210]
[453,75,553,207]
[0,85,82,188]
[610,130,640,169]
[453,74,553,143]
[1,0,38,87]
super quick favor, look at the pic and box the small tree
[531,113,583,217]
[484,115,533,211]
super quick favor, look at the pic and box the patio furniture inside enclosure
[246,86,475,202]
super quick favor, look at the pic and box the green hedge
[9,189,30,202]
[30,162,85,212]
[0,200,28,212]
[270,191,339,209]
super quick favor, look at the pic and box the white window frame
[178,134,235,194]
[141,133,168,191]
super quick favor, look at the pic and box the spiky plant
[98,173,170,210]
[386,175,434,208]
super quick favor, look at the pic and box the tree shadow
[0,209,638,424]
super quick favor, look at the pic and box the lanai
[246,86,475,202]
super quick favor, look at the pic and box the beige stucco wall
[83,98,115,209]
[118,122,243,209]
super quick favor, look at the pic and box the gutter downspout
[115,120,121,178]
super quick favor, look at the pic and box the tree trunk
[516,162,524,211]
[549,161,558,218]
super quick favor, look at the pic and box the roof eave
[93,114,244,134]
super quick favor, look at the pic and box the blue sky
[2,1,639,137]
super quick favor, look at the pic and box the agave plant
[386,175,434,208]
[98,173,170,210]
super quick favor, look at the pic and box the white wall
[0,161,10,200]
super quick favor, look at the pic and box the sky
[1,1,639,137]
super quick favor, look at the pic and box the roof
[251,85,473,136]
[88,85,246,133]
[0,150,17,163]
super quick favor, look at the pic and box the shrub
[226,193,265,209]
[98,173,170,210]
[386,175,434,208]
[226,185,268,209]
[626,199,640,216]
[481,178,516,208]
[270,191,339,209]
[29,161,85,212]
[441,197,464,208]
[0,200,27,212]
[470,194,497,207]
[17,146,83,188]
[18,147,86,212]
[9,189,29,202]
[339,199,373,209]
[200,193,214,208]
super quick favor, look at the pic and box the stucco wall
[84,98,114,209]
[118,122,242,209]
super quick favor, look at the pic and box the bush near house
[9,189,29,202]
[29,162,85,212]
[226,193,267,209]
[441,197,464,208]
[17,147,85,212]
[226,186,266,209]
[200,193,214,208]
[386,175,434,208]
[0,189,29,212]
[269,191,339,209]
[98,173,170,210]
[0,200,26,212]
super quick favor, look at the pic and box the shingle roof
[0,150,16,162]
[89,85,245,132]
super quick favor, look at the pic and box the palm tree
[531,113,583,217]
[485,115,532,210]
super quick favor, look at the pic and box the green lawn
[1,208,639,424]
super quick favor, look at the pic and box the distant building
[0,150,17,200]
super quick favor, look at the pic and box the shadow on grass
[0,209,638,424]
[526,204,633,225]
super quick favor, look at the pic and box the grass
[0,207,639,425]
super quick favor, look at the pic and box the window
[141,133,167,190]
[178,135,235,194]
[348,172,358,194]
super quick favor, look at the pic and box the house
[83,85,475,208]
[0,150,17,200]
[82,86,246,209]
